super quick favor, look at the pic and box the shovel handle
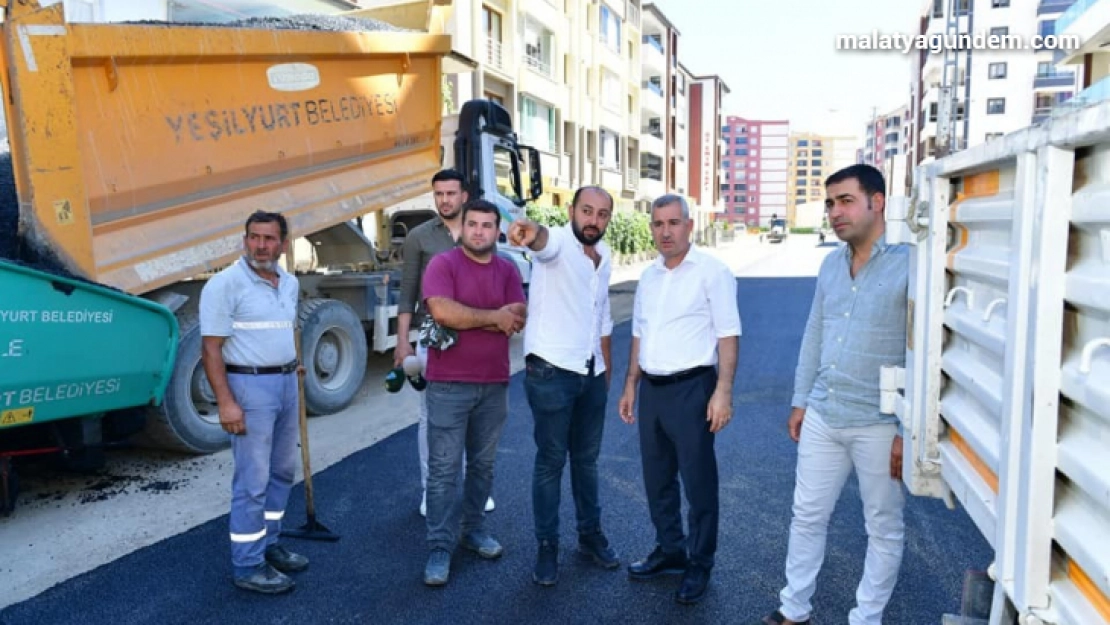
[294,329,315,518]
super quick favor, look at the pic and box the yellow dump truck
[0,0,542,483]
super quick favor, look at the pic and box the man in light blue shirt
[756,164,908,625]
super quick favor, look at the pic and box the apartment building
[859,105,911,167]
[688,75,730,229]
[443,0,645,210]
[787,133,859,226]
[638,3,678,206]
[718,117,788,228]
[911,0,1079,164]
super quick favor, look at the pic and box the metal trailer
[883,100,1110,624]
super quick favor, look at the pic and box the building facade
[911,0,1079,164]
[718,116,789,228]
[787,133,859,226]
[688,75,730,230]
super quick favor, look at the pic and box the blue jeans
[227,371,299,576]
[523,355,608,544]
[425,381,509,553]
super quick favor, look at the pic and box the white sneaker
[420,491,427,518]
[485,497,495,513]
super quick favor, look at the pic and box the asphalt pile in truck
[0,152,19,262]
[130,14,416,32]
[0,152,100,284]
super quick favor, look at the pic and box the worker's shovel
[282,331,340,542]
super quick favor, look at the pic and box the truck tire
[136,312,230,454]
[298,299,367,415]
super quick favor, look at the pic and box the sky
[649,0,918,139]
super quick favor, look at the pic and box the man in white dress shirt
[507,186,619,587]
[618,194,742,605]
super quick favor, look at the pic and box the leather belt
[642,365,714,386]
[226,360,298,375]
[526,354,596,376]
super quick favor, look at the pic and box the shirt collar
[652,243,701,270]
[237,256,285,284]
[845,230,891,261]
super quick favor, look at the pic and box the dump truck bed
[1,2,450,293]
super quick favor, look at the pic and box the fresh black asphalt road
[0,276,993,625]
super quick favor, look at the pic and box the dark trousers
[637,368,719,569]
[425,381,509,553]
[523,355,609,544]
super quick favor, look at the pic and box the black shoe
[533,540,558,586]
[578,531,620,570]
[628,545,687,580]
[233,563,295,594]
[675,564,710,604]
[265,544,309,573]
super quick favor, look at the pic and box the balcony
[1034,70,1076,88]
[642,35,665,72]
[1052,73,1110,116]
[625,166,639,191]
[641,81,665,115]
[640,128,664,156]
[1055,0,1110,64]
[523,52,555,80]
[639,174,665,200]
[485,38,512,76]
[1039,0,1077,14]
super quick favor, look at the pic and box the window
[985,132,1004,141]
[599,128,620,169]
[992,0,1009,6]
[987,98,1005,115]
[482,6,502,41]
[602,69,621,111]
[482,6,504,68]
[990,26,1009,38]
[519,97,556,152]
[599,3,622,54]
[988,63,1006,79]
[932,0,943,17]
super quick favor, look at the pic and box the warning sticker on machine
[0,407,34,427]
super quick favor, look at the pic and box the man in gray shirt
[756,164,908,625]
[200,210,307,595]
[394,168,493,517]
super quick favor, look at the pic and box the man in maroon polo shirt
[419,198,527,587]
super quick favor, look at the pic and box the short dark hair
[571,185,613,210]
[461,199,501,228]
[825,164,886,198]
[431,169,466,187]
[245,210,288,241]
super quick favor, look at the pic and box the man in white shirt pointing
[507,186,619,587]
[618,194,741,605]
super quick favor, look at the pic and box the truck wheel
[298,299,367,415]
[137,312,230,454]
